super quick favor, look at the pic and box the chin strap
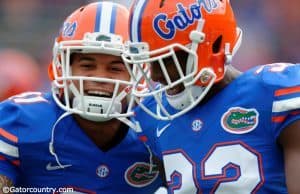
[49,110,142,168]
[186,19,205,75]
[143,143,154,174]
[117,117,142,133]
[225,43,233,66]
[49,111,73,169]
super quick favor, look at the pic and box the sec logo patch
[96,164,110,178]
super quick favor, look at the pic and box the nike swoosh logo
[46,162,72,171]
[156,123,171,137]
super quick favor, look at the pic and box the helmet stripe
[129,2,134,41]
[130,0,148,42]
[95,2,114,33]
[110,4,117,33]
[94,3,102,32]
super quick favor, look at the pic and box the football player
[0,2,162,193]
[0,49,41,101]
[123,0,300,193]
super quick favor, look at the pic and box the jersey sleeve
[256,63,300,140]
[0,100,21,183]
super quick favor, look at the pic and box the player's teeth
[88,91,111,96]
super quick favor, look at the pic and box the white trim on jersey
[0,140,19,158]
[272,97,300,113]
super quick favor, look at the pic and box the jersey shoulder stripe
[0,128,18,143]
[272,97,300,113]
[272,110,300,123]
[0,140,19,158]
[274,86,300,97]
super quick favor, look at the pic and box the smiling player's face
[71,53,130,99]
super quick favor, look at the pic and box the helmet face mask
[123,40,217,120]
[50,2,135,122]
[122,0,242,120]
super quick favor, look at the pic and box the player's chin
[166,84,185,96]
[121,98,129,111]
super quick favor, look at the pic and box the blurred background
[0,0,299,96]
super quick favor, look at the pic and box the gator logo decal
[125,162,159,188]
[221,107,259,134]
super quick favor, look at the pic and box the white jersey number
[163,142,263,194]
[9,92,47,104]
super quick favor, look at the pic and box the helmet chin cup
[135,68,216,121]
[166,85,204,110]
[72,95,122,122]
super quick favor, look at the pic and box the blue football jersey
[0,92,162,193]
[135,63,300,194]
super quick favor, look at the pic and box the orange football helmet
[0,49,40,101]
[49,2,136,122]
[122,0,242,120]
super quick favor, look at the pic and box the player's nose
[91,67,112,79]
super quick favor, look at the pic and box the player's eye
[79,63,96,69]
[110,62,127,72]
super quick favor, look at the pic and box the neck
[73,115,128,151]
[201,65,242,103]
[216,65,241,88]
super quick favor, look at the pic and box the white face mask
[51,32,136,122]
[122,41,217,120]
